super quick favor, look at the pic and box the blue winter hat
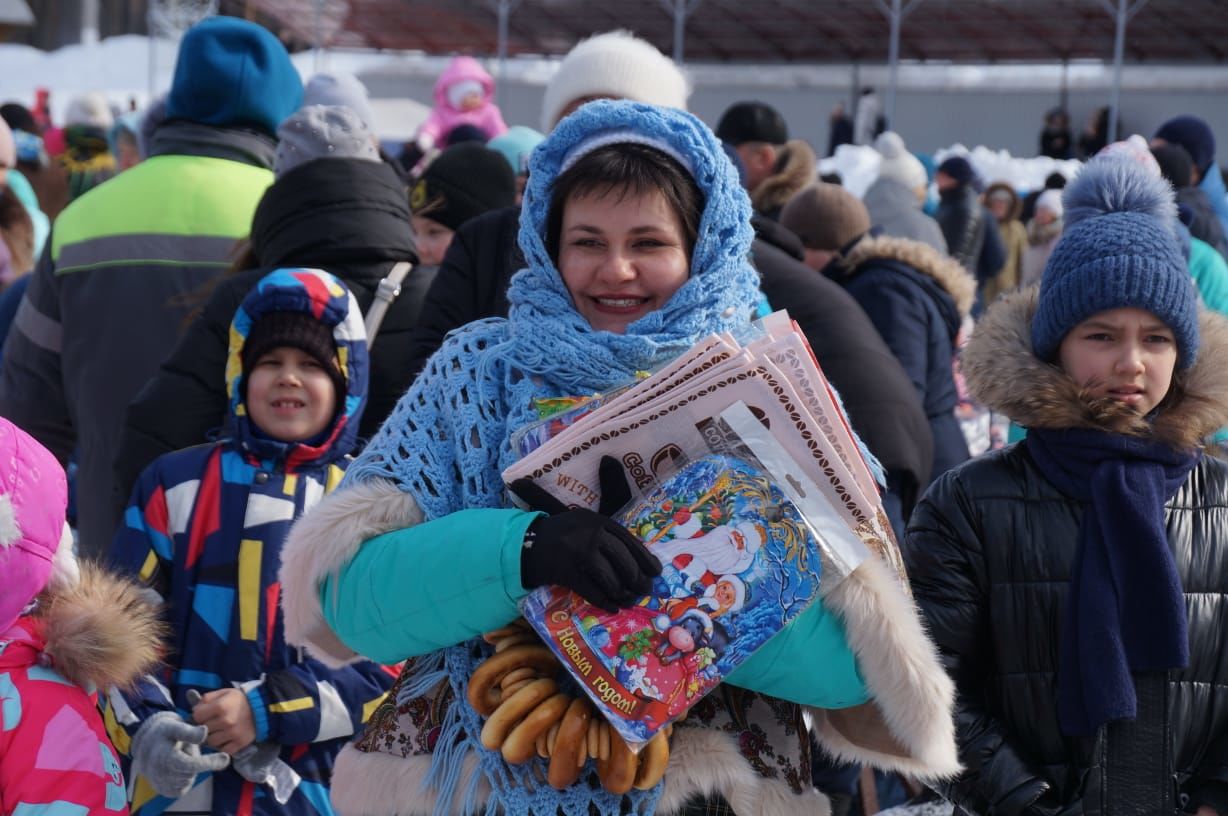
[937,155,976,187]
[1031,154,1199,368]
[167,17,303,136]
[1154,115,1216,175]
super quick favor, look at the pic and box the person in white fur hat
[0,416,162,813]
[1020,187,1064,288]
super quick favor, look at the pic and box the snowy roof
[227,0,1228,64]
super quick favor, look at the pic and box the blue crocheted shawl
[344,101,759,815]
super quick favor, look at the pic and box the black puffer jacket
[904,289,1228,816]
[115,157,424,504]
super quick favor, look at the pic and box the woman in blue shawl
[279,101,958,815]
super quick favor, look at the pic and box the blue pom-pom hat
[1031,154,1200,368]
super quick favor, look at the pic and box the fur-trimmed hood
[751,139,816,218]
[837,233,978,319]
[964,287,1228,450]
[7,562,165,691]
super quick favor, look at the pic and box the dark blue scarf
[1026,427,1200,736]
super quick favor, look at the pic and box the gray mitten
[130,712,232,798]
[233,743,301,804]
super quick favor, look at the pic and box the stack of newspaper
[504,312,905,747]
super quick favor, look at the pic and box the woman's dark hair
[545,142,704,264]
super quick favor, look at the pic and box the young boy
[104,268,395,816]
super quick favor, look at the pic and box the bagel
[467,645,559,717]
[500,678,533,700]
[536,727,550,759]
[502,692,570,764]
[495,633,536,653]
[547,698,592,790]
[633,731,670,790]
[499,666,537,689]
[480,678,557,751]
[547,720,560,754]
[597,728,638,795]
[598,721,610,761]
[587,717,599,760]
[481,623,525,644]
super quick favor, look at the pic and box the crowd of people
[1,14,1228,816]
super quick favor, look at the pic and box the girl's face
[411,215,455,267]
[1057,307,1178,415]
[558,187,691,334]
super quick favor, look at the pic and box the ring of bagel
[633,731,670,790]
[480,677,558,751]
[467,644,559,717]
[547,697,592,790]
[596,728,639,795]
[502,691,570,764]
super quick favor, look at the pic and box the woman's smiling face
[557,186,691,334]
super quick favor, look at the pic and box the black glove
[510,457,660,612]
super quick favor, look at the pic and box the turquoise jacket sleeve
[724,589,869,709]
[319,508,540,663]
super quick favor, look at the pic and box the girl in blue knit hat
[904,153,1228,816]
[278,100,960,815]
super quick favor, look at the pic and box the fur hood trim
[751,139,816,216]
[279,478,423,667]
[329,727,831,816]
[36,561,164,691]
[839,233,978,318]
[808,554,961,779]
[964,287,1228,449]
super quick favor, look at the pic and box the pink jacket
[0,566,162,815]
[415,56,508,148]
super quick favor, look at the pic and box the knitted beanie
[0,417,76,634]
[410,141,516,231]
[166,17,303,136]
[1154,115,1216,174]
[780,182,871,251]
[65,91,113,130]
[937,155,977,187]
[874,131,927,191]
[241,311,345,406]
[539,31,690,131]
[1036,188,1064,218]
[715,101,788,147]
[303,72,376,135]
[274,105,380,178]
[487,125,545,174]
[1151,142,1193,189]
[1031,154,1199,368]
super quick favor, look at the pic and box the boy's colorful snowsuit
[104,269,395,816]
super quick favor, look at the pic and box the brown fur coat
[963,287,1228,449]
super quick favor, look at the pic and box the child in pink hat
[0,417,162,814]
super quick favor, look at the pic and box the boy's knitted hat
[274,105,380,178]
[780,183,871,251]
[166,17,302,137]
[0,418,78,634]
[410,142,516,231]
[1153,115,1216,174]
[540,31,690,132]
[1031,154,1199,368]
[874,131,927,191]
[241,311,345,406]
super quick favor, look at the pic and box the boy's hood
[226,267,368,468]
[1,563,164,691]
[963,287,1228,449]
[433,56,494,111]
